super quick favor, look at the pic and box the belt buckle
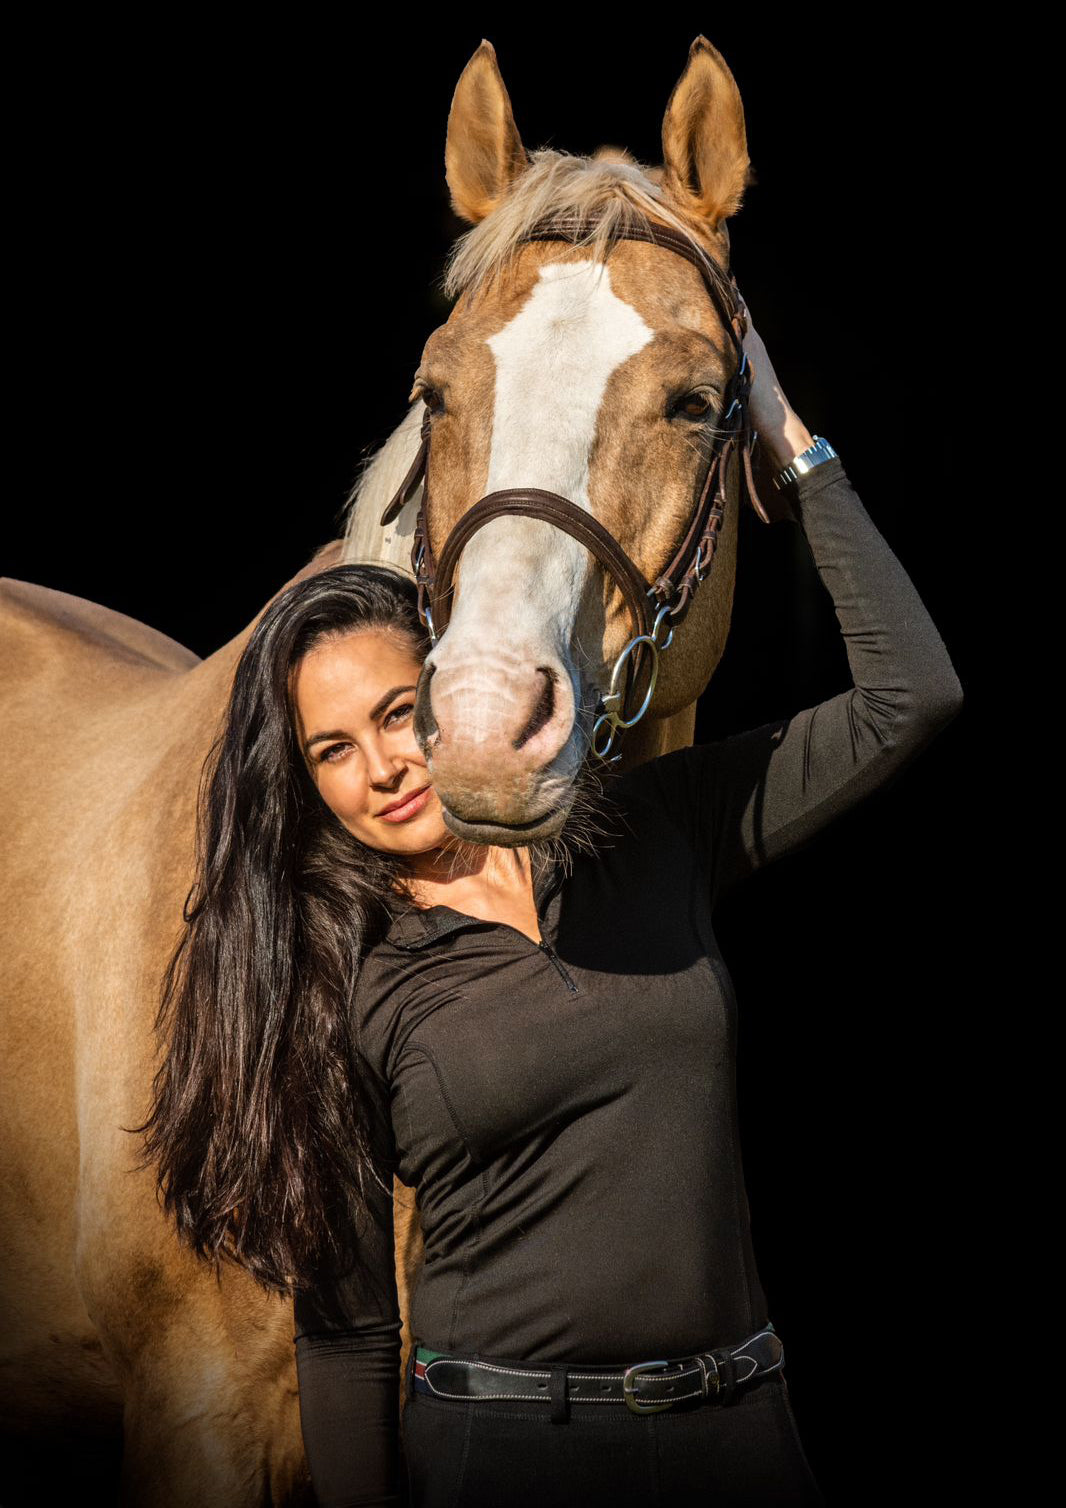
[622,1359,674,1415]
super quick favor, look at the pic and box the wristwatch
[773,435,838,490]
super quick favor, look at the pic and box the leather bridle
[379,214,772,758]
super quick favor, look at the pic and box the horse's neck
[342,402,423,577]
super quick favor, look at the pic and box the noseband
[379,215,773,759]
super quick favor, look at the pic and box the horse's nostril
[414,662,439,751]
[512,668,556,752]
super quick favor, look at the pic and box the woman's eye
[319,742,351,764]
[384,702,415,727]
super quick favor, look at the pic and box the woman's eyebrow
[304,685,417,754]
[368,683,418,721]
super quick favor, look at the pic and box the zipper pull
[537,939,578,993]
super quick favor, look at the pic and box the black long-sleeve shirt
[292,456,964,1506]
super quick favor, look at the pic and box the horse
[344,37,766,837]
[1,34,760,1505]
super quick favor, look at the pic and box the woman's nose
[367,744,406,787]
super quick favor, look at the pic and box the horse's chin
[439,801,572,847]
[429,727,586,847]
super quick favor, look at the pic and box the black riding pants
[400,1349,826,1507]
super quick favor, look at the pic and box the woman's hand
[736,294,816,472]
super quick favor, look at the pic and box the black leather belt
[411,1324,784,1421]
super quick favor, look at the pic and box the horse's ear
[660,36,754,232]
[445,39,532,225]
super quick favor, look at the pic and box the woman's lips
[377,785,433,823]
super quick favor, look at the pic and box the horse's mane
[341,146,719,570]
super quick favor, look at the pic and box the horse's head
[391,37,756,843]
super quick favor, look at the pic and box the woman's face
[291,626,450,856]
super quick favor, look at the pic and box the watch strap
[773,435,838,490]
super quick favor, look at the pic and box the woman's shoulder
[554,744,713,877]
[347,926,423,1076]
[598,742,715,827]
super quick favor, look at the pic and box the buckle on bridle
[622,1359,675,1415]
[650,600,675,651]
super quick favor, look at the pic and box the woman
[138,308,962,1508]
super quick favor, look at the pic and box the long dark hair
[131,564,431,1295]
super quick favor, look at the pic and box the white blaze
[485,259,654,502]
[427,259,654,777]
[440,260,655,657]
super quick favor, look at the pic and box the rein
[379,214,772,758]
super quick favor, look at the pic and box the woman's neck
[406,840,542,942]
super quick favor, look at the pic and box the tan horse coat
[0,547,349,1501]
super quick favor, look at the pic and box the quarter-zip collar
[385,906,477,950]
[385,846,566,952]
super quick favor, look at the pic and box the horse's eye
[674,391,714,419]
[420,385,445,415]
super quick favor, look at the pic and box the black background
[7,13,983,1506]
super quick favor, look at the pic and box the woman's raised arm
[639,310,964,904]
